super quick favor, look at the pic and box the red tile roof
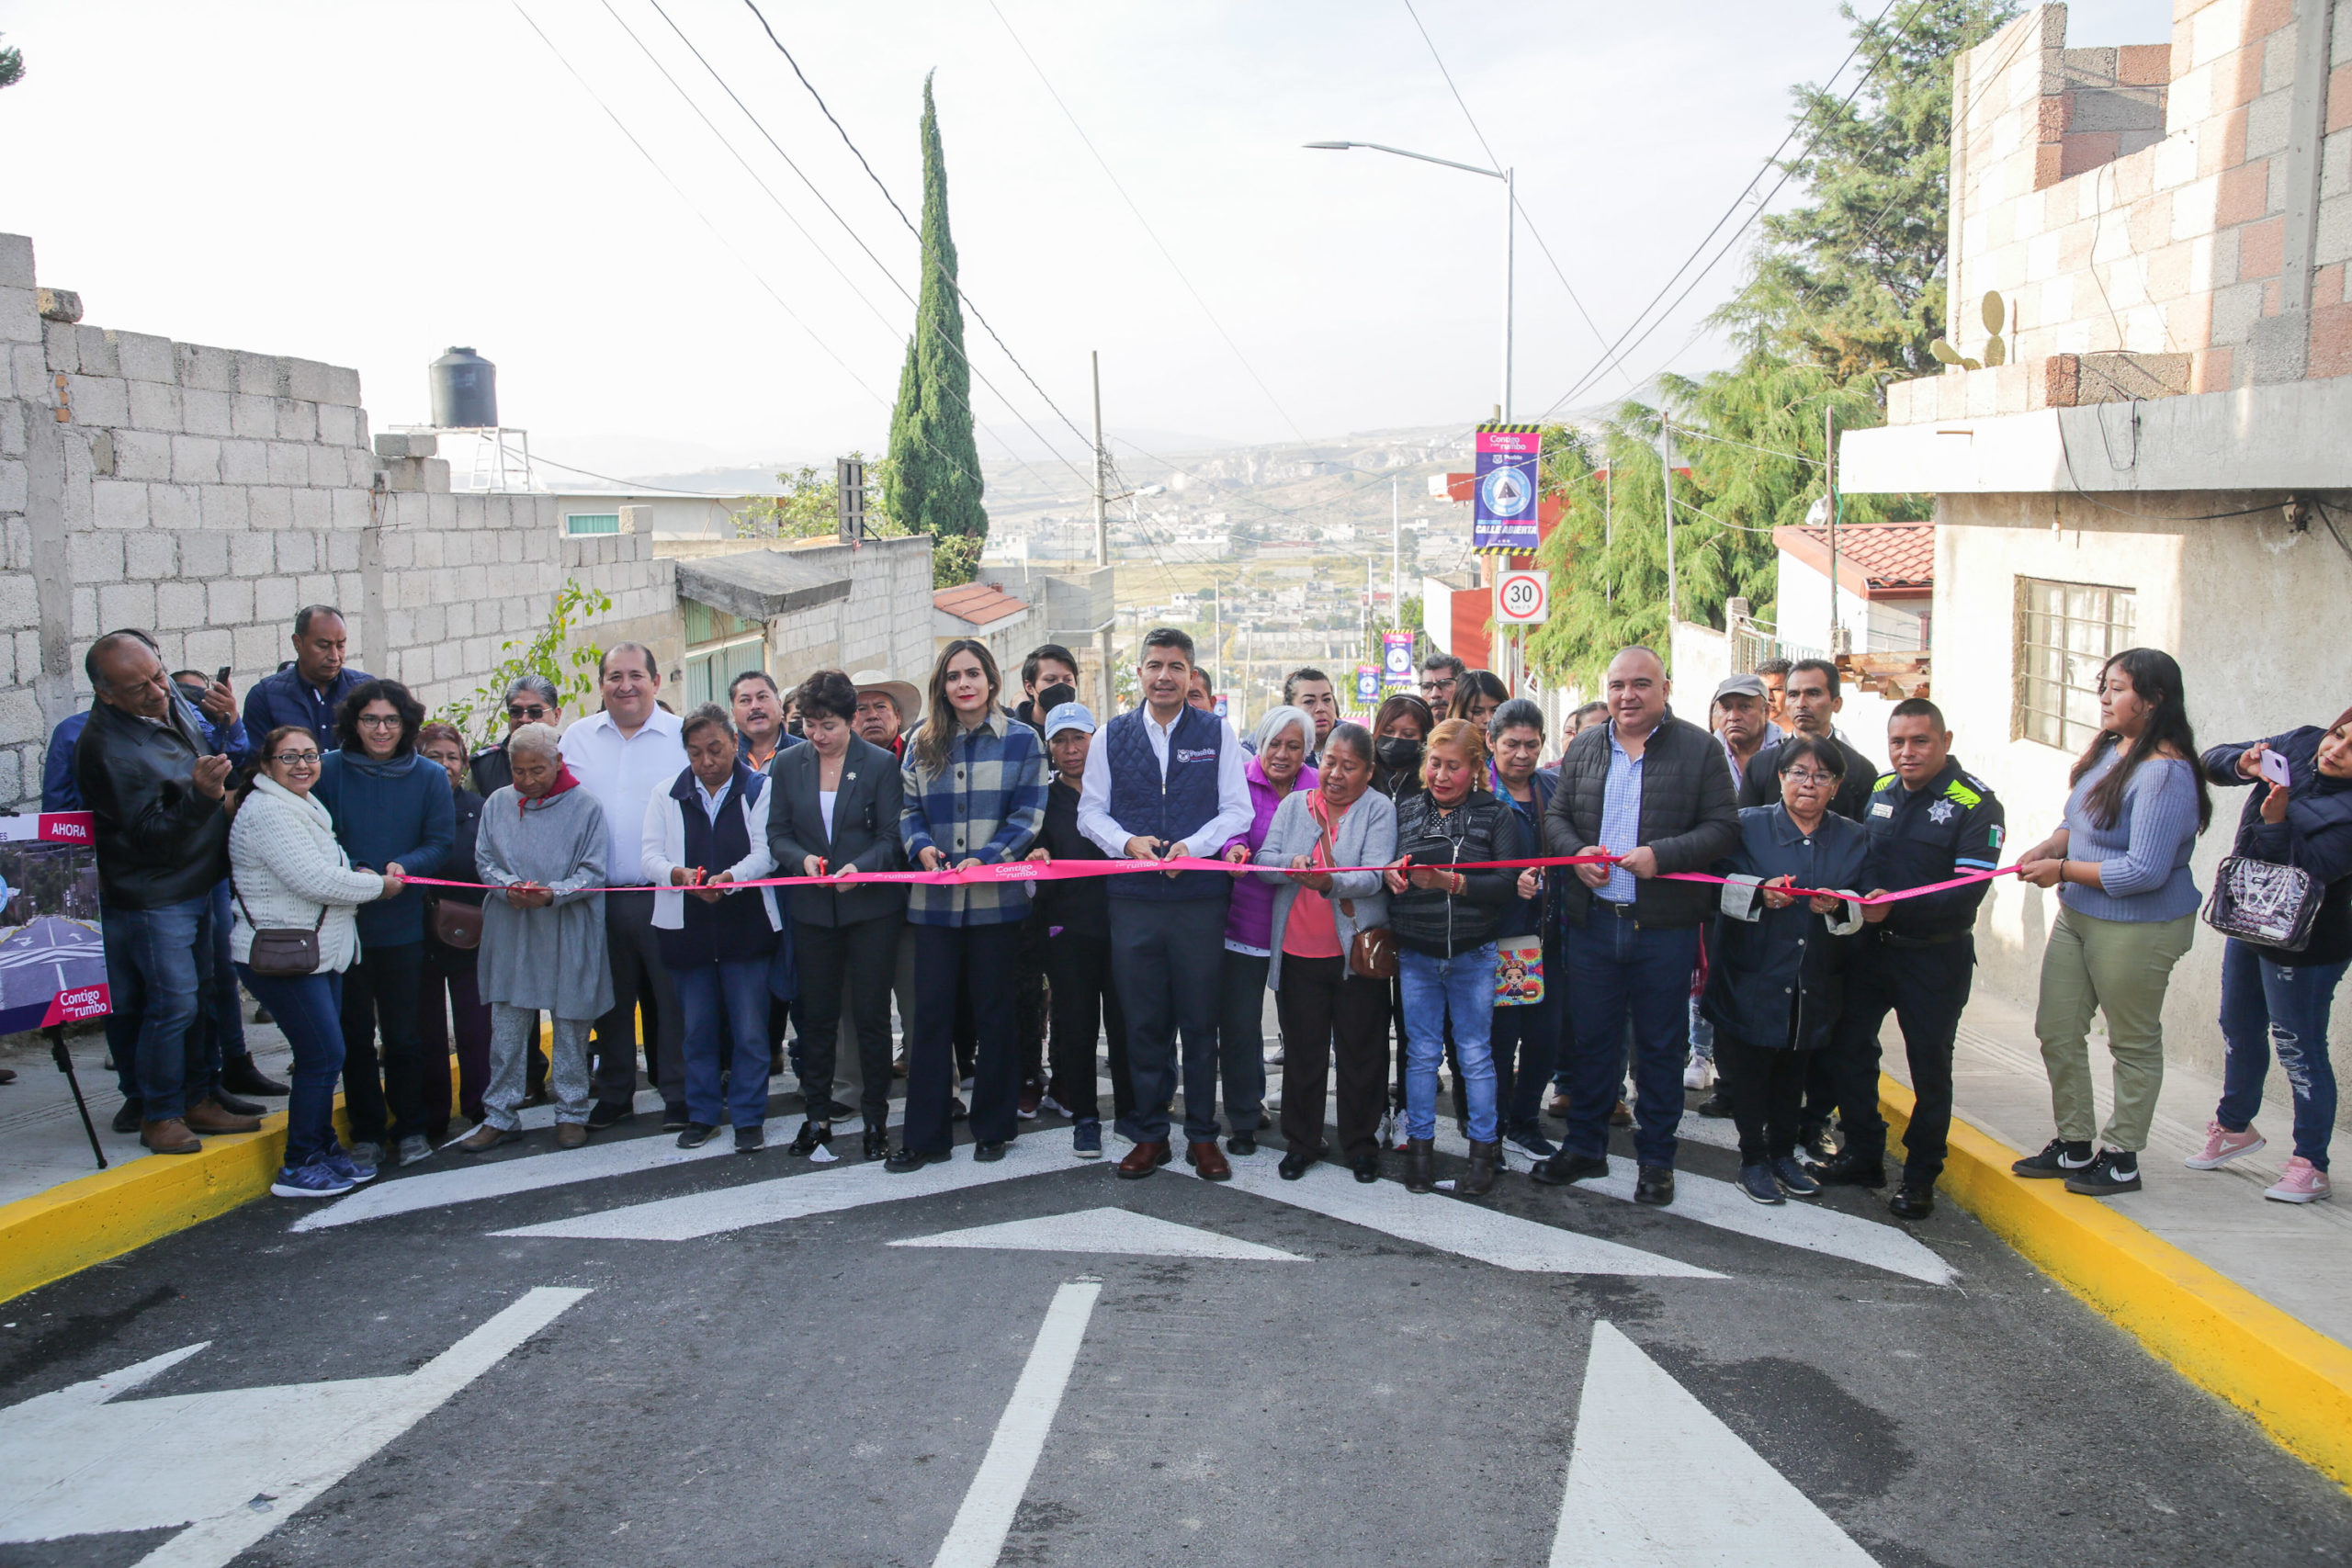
[933,581,1030,626]
[1772,521,1934,596]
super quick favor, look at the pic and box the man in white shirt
[559,643,689,1128]
[1077,627,1253,1180]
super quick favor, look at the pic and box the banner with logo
[0,813,110,1032]
[1354,666,1381,705]
[1472,423,1543,554]
[1381,630,1417,689]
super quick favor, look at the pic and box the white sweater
[228,775,386,972]
[639,771,781,932]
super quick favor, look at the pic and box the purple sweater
[1224,754,1317,952]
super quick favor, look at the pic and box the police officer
[1807,697,2005,1220]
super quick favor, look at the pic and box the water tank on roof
[429,346,498,428]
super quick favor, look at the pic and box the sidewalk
[1885,986,2352,1350]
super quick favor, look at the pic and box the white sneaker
[1263,1044,1285,1065]
[2264,1156,2332,1203]
[2184,1119,2266,1169]
[1682,1057,1714,1090]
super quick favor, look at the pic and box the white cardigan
[639,770,782,932]
[227,775,386,973]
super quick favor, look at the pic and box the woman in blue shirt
[2014,649,2211,1197]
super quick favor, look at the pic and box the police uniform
[1823,756,2005,1190]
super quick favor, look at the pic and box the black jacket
[1739,732,1880,822]
[1387,788,1526,957]
[469,741,513,800]
[767,736,908,928]
[1035,777,1109,929]
[74,698,231,909]
[1702,806,1871,1051]
[2204,729,2352,965]
[1544,711,1742,929]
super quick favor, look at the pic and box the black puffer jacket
[74,697,231,909]
[1387,788,1527,957]
[1544,708,1741,929]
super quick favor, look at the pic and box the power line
[986,0,1312,446]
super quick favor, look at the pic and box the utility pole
[1825,403,1842,656]
[1390,479,1401,634]
[1091,350,1109,568]
[1501,165,1515,420]
[1660,420,1679,631]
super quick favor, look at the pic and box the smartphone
[2260,749,2292,788]
[214,666,232,684]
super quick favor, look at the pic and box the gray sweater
[475,784,614,1021]
[2060,748,2201,923]
[1251,787,1396,988]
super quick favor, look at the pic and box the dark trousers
[1015,906,1049,1087]
[206,878,252,1066]
[1488,934,1564,1136]
[1559,910,1701,1167]
[236,966,344,1168]
[1274,955,1390,1161]
[794,916,899,1126]
[1828,934,1973,1184]
[593,889,684,1111]
[1109,896,1228,1145]
[416,943,492,1137]
[341,940,426,1144]
[1713,1031,1809,1164]
[100,893,216,1121]
[1215,950,1270,1134]
[906,922,1022,1153]
[1046,927,1125,1122]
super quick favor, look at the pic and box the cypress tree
[885,72,987,556]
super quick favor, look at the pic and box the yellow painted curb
[0,1110,299,1304]
[1880,1073,2352,1489]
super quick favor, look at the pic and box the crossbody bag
[1312,804,1396,979]
[234,886,325,976]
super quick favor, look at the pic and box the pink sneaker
[2264,1157,2332,1203]
[2184,1120,2266,1169]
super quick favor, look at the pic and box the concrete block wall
[0,231,682,804]
[1910,1,2352,423]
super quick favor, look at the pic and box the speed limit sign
[1496,569,1549,626]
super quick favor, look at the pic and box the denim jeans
[100,894,216,1121]
[1560,912,1702,1167]
[2216,937,2346,1168]
[206,878,250,1065]
[1399,943,1498,1143]
[673,958,776,1131]
[236,965,345,1168]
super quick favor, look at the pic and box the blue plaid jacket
[900,710,1049,926]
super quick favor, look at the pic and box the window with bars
[2013,576,2136,751]
[565,513,620,536]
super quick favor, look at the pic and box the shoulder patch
[1942,778,1983,808]
[1873,773,1897,792]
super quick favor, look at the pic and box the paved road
[3,1086,2348,1568]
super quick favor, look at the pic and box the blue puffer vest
[655,764,779,968]
[1104,705,1228,903]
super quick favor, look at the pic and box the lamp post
[1305,140,1513,419]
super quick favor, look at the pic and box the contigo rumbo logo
[44,984,111,1025]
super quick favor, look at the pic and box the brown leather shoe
[141,1118,202,1155]
[1186,1139,1232,1181]
[1116,1139,1170,1179]
[555,1122,589,1150]
[183,1098,262,1134]
[456,1123,520,1153]
[1459,1138,1501,1197]
[1609,1100,1634,1128]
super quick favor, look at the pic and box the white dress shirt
[560,705,687,888]
[1077,705,1254,861]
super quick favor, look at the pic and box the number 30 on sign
[1496,570,1548,626]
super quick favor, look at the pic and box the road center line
[931,1281,1100,1568]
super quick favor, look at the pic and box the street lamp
[1305,141,1514,420]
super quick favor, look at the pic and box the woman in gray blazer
[767,671,908,1159]
[1253,722,1397,1183]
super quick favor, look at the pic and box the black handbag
[2201,853,2323,953]
[235,886,325,976]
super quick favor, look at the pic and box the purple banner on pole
[1472,427,1542,553]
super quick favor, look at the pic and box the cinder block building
[1839,1,2352,1085]
[0,231,933,808]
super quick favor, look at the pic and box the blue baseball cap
[1044,701,1096,739]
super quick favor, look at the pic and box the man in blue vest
[1077,627,1253,1180]
[242,604,373,745]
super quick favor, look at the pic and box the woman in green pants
[2012,648,2211,1197]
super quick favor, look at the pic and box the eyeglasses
[1782,769,1837,786]
[270,750,322,766]
[356,714,403,729]
[1419,680,1453,694]
[505,704,549,720]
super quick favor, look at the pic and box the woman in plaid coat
[889,638,1050,1169]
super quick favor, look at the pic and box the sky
[1,0,2172,485]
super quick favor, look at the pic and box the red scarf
[518,763,582,814]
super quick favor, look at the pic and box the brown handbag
[1314,805,1397,979]
[234,886,324,976]
[430,897,483,951]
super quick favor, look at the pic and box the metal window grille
[564,513,620,536]
[2013,576,2135,751]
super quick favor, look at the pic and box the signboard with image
[0,813,110,1032]
[1472,423,1544,554]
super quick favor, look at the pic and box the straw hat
[848,669,922,720]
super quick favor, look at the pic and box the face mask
[1376,737,1423,773]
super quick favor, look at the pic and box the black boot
[1402,1136,1436,1194]
[1459,1138,1501,1197]
[788,1120,831,1156]
[219,1057,289,1097]
[863,1122,889,1161]
[1806,1149,1887,1189]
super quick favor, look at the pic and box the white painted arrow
[1550,1321,1880,1567]
[892,1206,1306,1261]
[0,1287,588,1566]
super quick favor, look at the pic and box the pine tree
[885,72,987,568]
